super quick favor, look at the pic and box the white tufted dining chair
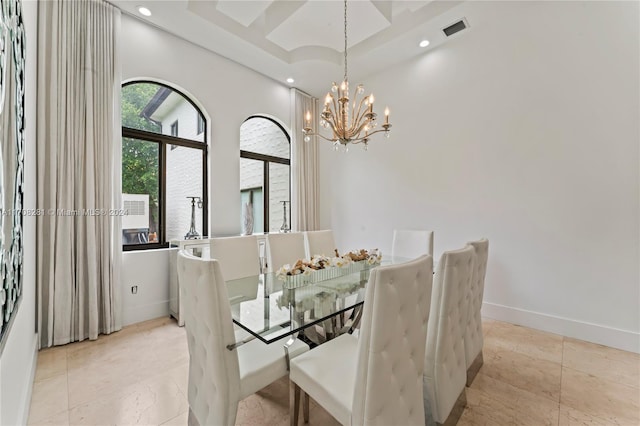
[289,255,434,426]
[304,230,337,258]
[266,232,306,272]
[392,229,434,259]
[463,238,489,386]
[423,245,475,425]
[177,251,309,426]
[210,235,261,281]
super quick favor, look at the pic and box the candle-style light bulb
[368,95,374,112]
[325,93,332,105]
[384,107,389,124]
[305,111,311,125]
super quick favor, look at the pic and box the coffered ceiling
[112,0,472,96]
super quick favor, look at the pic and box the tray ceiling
[112,0,471,96]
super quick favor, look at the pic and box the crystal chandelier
[303,0,391,150]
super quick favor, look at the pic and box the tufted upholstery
[423,245,475,424]
[210,235,260,281]
[177,251,309,426]
[392,229,434,259]
[290,255,434,425]
[266,232,306,272]
[304,230,337,258]
[463,239,489,384]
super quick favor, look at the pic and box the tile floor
[28,317,640,426]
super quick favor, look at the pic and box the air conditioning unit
[122,194,149,243]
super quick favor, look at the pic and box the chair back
[266,232,306,272]
[464,239,489,368]
[352,255,434,426]
[423,245,475,423]
[392,229,434,259]
[210,235,260,281]
[304,230,336,258]
[177,251,241,426]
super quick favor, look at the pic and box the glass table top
[226,257,410,344]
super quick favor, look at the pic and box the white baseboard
[482,302,640,354]
[123,301,170,326]
[18,333,38,425]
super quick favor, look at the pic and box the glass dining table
[225,257,409,349]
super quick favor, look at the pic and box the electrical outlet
[131,285,138,294]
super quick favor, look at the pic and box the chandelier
[303,0,391,150]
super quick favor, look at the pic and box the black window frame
[122,81,209,251]
[239,115,291,233]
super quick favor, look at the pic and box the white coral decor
[331,255,352,268]
[366,248,382,265]
[276,264,292,280]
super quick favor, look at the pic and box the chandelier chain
[344,0,348,82]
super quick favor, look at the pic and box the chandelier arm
[328,98,341,133]
[316,133,339,143]
[362,128,389,138]
[331,96,340,120]
[351,96,370,132]
[351,121,372,139]
[304,130,338,143]
[327,109,340,133]
[350,87,360,125]
[349,90,364,135]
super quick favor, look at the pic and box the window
[197,115,204,135]
[240,116,290,233]
[121,81,208,250]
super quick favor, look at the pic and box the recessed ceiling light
[419,40,430,48]
[137,6,152,17]
[286,78,295,84]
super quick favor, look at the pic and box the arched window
[121,81,208,249]
[240,116,290,233]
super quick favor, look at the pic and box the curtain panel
[36,0,122,348]
[290,89,319,232]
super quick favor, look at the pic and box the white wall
[120,14,291,324]
[121,249,172,325]
[0,0,39,423]
[319,1,639,352]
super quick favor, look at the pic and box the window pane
[240,117,289,159]
[240,158,264,233]
[122,138,159,245]
[166,145,204,241]
[122,82,204,142]
[240,188,263,234]
[269,163,290,232]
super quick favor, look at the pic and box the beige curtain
[36,0,122,348]
[290,89,319,231]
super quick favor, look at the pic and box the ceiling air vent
[442,18,469,37]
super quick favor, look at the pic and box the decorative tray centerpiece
[276,249,382,289]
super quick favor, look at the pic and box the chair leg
[466,351,484,386]
[303,391,310,423]
[290,380,301,426]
